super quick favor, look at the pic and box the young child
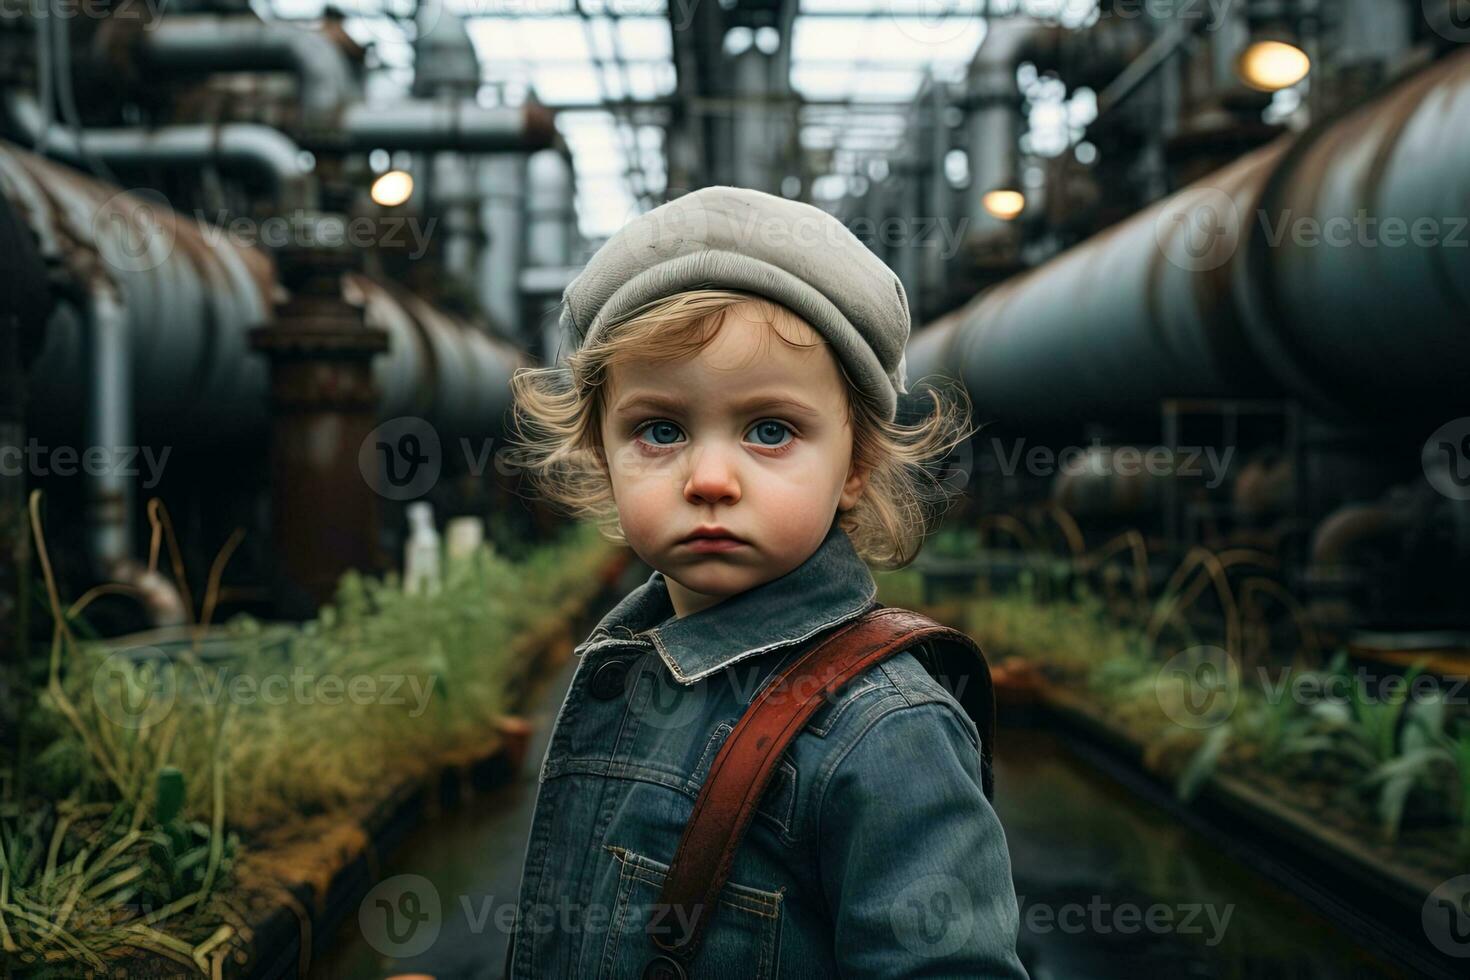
[503,186,1028,979]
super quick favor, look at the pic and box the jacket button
[589,658,632,700]
[641,955,688,980]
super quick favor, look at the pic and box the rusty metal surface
[252,258,388,613]
[2,140,527,449]
[0,139,277,441]
[909,46,1470,429]
[1237,49,1470,420]
[350,272,529,444]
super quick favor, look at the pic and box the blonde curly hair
[506,289,974,569]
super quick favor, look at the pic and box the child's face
[599,301,870,618]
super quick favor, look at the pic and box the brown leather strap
[647,606,994,963]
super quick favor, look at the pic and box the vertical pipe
[480,153,527,335]
[249,230,390,616]
[436,152,482,283]
[923,76,956,316]
[892,166,922,321]
[84,279,132,573]
[731,46,776,192]
[526,149,574,361]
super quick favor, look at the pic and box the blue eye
[639,421,683,446]
[748,420,792,447]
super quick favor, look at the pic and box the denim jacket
[506,521,1029,979]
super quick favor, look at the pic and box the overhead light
[982,186,1026,221]
[1237,39,1311,92]
[371,170,414,207]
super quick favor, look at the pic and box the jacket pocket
[598,844,784,980]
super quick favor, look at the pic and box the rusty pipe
[80,247,186,622]
[910,47,1470,429]
[138,14,360,118]
[4,91,316,210]
[323,100,559,153]
[4,140,528,450]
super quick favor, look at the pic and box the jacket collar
[577,520,879,686]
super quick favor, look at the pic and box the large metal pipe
[915,142,1287,424]
[0,141,272,607]
[4,91,316,210]
[138,14,360,118]
[348,274,527,445]
[327,101,558,153]
[4,141,527,610]
[1232,50,1470,420]
[136,14,553,158]
[1,141,279,445]
[909,47,1470,429]
[5,141,528,450]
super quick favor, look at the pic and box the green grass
[879,566,1470,863]
[4,495,615,975]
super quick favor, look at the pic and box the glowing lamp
[371,170,414,207]
[1237,39,1310,92]
[982,188,1026,221]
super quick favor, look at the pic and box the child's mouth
[681,537,746,553]
[678,533,748,553]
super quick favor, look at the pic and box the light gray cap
[558,185,912,420]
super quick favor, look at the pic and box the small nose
[683,443,741,506]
